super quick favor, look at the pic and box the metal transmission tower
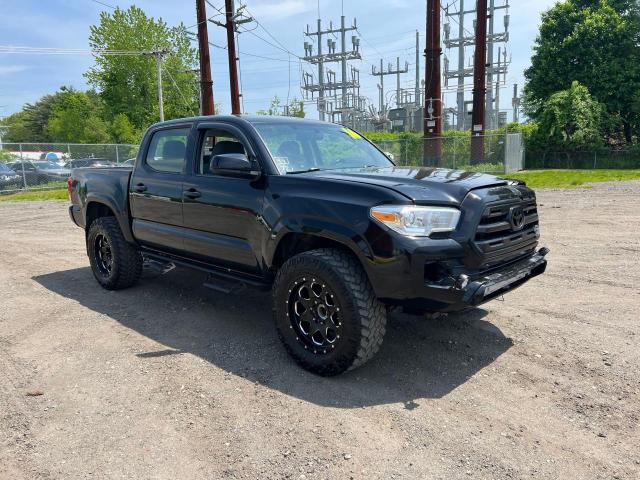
[302,16,362,123]
[512,83,521,123]
[371,57,409,111]
[443,0,510,130]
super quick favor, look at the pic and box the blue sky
[0,0,558,120]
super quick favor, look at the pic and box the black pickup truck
[69,115,548,375]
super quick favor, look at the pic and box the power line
[0,46,155,56]
[90,0,116,10]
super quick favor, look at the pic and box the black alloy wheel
[94,234,113,277]
[273,248,387,376]
[87,217,142,290]
[287,276,342,354]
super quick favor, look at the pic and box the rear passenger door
[181,124,265,272]
[130,125,192,252]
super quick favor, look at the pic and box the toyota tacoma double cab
[68,115,548,376]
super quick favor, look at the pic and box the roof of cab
[149,114,334,129]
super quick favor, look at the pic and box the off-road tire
[273,248,387,376]
[87,217,142,291]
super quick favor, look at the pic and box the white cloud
[0,65,28,75]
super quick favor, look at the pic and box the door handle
[184,188,201,199]
[134,183,147,193]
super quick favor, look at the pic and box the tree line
[2,1,639,152]
[523,0,640,152]
[1,6,199,145]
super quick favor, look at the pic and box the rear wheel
[273,248,387,376]
[87,217,142,290]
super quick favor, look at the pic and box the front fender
[265,214,374,267]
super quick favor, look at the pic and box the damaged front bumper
[379,247,549,313]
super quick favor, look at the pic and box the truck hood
[304,167,512,204]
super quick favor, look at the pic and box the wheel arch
[84,197,135,244]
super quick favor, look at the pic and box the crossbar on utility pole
[424,0,443,166]
[196,0,215,115]
[211,0,253,115]
[471,0,488,164]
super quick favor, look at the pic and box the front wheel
[87,217,142,290]
[273,248,387,376]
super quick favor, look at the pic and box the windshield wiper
[285,168,321,175]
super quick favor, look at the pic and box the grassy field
[0,189,68,202]
[507,169,640,188]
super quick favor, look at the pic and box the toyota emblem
[509,206,526,231]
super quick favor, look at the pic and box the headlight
[370,205,461,237]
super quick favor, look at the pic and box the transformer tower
[444,0,510,130]
[302,17,362,124]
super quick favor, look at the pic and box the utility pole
[196,0,215,115]
[424,0,443,166]
[471,0,488,164]
[144,50,169,122]
[303,17,361,123]
[155,52,165,121]
[415,31,421,108]
[225,0,241,114]
[212,1,253,115]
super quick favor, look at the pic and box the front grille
[473,197,539,265]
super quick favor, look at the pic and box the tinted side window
[146,128,190,173]
[198,129,248,175]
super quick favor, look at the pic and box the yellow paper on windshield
[342,127,362,140]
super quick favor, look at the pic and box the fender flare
[84,193,135,244]
[265,215,374,269]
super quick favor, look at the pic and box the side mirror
[210,153,260,178]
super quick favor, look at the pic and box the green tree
[256,96,305,117]
[0,111,31,143]
[109,113,139,144]
[86,6,199,129]
[535,81,604,150]
[524,0,640,143]
[45,88,110,143]
[288,98,305,118]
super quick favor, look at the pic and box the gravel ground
[0,181,639,480]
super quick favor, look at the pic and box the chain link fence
[372,133,524,174]
[0,134,527,195]
[525,149,640,170]
[0,143,139,194]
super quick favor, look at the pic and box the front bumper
[374,246,548,313]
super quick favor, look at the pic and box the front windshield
[252,121,394,174]
[0,163,13,173]
[34,161,59,170]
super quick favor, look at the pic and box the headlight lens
[370,205,461,237]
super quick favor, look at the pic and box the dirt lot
[1,181,639,480]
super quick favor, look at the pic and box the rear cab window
[145,128,190,173]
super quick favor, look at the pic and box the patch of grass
[0,188,68,202]
[505,169,640,188]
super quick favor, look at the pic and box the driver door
[181,124,265,272]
